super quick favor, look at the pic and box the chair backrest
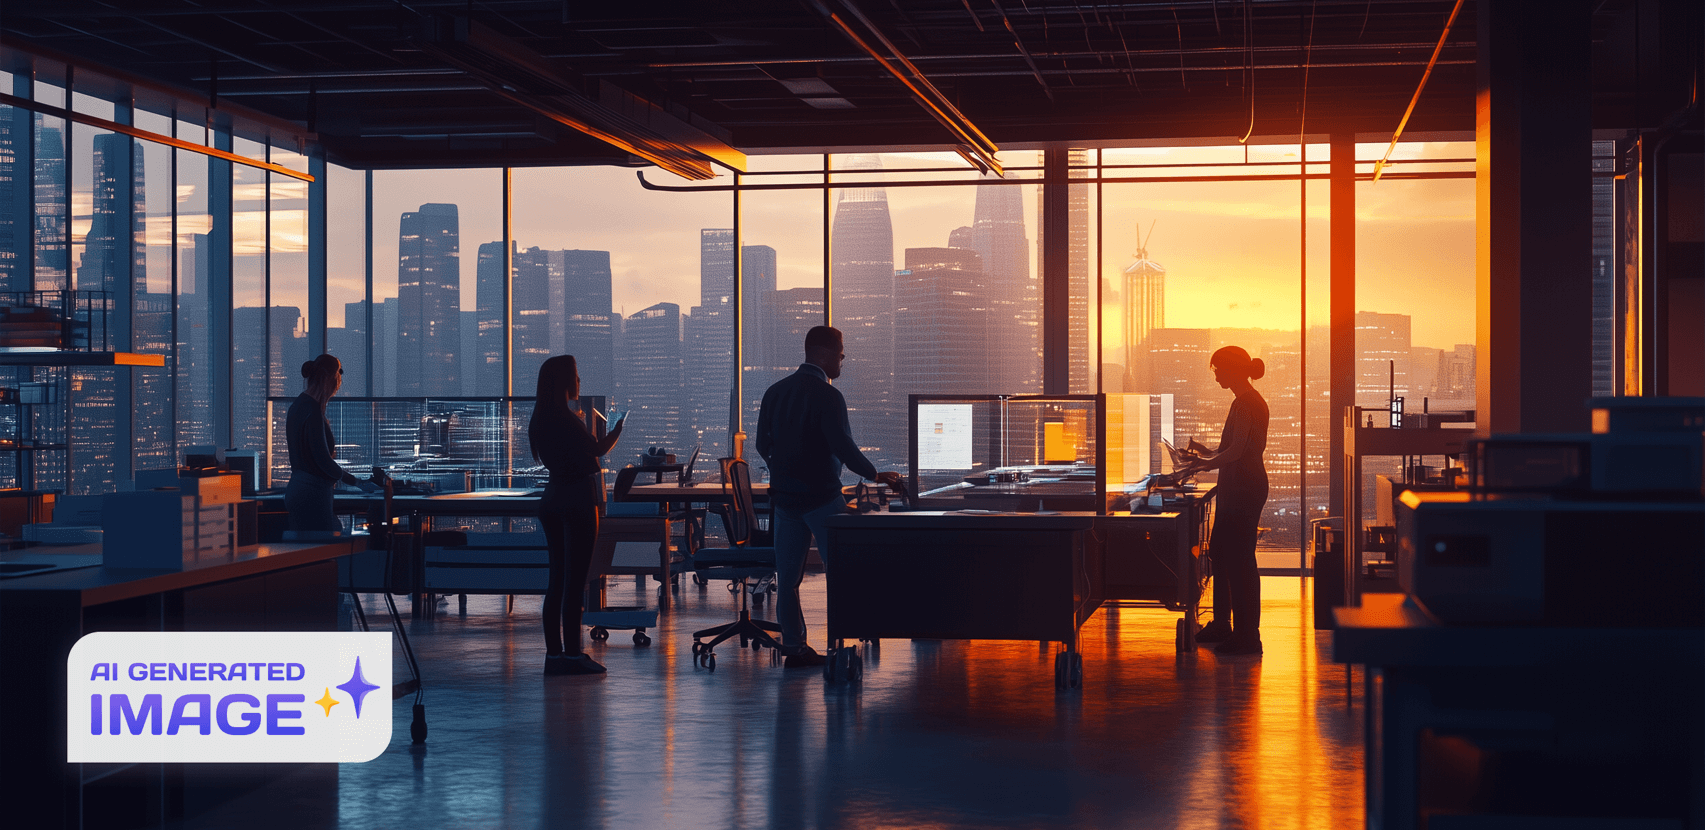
[612,466,642,501]
[719,457,757,547]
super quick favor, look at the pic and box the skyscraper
[396,203,460,396]
[830,154,898,467]
[511,245,615,398]
[1143,328,1213,444]
[1355,311,1412,407]
[473,240,507,397]
[69,132,143,492]
[969,177,1038,393]
[618,302,684,456]
[683,231,735,459]
[895,247,989,397]
[1121,249,1168,392]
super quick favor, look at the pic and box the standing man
[756,325,901,668]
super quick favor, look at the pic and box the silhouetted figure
[285,354,376,532]
[756,325,902,668]
[530,355,623,676]
[1180,346,1270,656]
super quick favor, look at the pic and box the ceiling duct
[413,15,743,179]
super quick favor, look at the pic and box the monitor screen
[917,404,974,470]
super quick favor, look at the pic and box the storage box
[102,489,237,570]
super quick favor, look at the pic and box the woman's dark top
[1215,388,1270,499]
[286,393,359,485]
[529,408,607,510]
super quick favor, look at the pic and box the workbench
[0,539,360,829]
[822,493,1213,690]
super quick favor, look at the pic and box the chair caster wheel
[634,631,652,647]
[691,641,703,656]
[590,626,609,642]
[694,574,708,587]
[706,653,716,672]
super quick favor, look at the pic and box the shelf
[0,351,165,367]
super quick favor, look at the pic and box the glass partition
[266,396,540,493]
[908,393,1106,512]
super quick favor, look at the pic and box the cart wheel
[848,651,863,682]
[706,653,716,672]
[590,626,609,642]
[1175,618,1186,652]
[1069,653,1083,689]
[728,581,740,594]
[634,631,652,647]
[823,647,838,681]
[694,573,708,587]
[691,641,703,656]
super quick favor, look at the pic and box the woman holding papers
[530,355,624,675]
[1178,346,1270,656]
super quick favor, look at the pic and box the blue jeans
[772,497,849,648]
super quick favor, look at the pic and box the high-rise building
[830,154,898,468]
[34,118,67,289]
[745,285,823,439]
[895,247,989,397]
[327,300,368,396]
[396,203,460,396]
[1121,250,1168,393]
[682,231,737,459]
[473,240,507,397]
[617,302,684,456]
[1144,328,1213,444]
[1355,311,1412,407]
[374,296,399,396]
[0,103,27,293]
[511,246,615,399]
[175,234,214,449]
[969,177,1038,393]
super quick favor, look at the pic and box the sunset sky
[337,141,1476,352]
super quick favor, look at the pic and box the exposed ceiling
[0,1,1692,171]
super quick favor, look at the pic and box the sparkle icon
[337,657,381,718]
[316,688,339,716]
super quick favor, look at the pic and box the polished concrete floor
[196,573,1365,829]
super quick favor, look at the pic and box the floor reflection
[205,575,1363,829]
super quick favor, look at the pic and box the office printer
[1397,397,1705,626]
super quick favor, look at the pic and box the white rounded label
[67,631,393,763]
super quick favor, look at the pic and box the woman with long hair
[529,355,623,675]
[285,354,374,532]
[1181,346,1270,656]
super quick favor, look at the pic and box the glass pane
[71,92,115,121]
[829,151,1042,474]
[134,137,174,474]
[176,149,213,451]
[0,103,27,292]
[35,112,68,289]
[1354,140,1476,527]
[371,168,500,398]
[68,124,127,493]
[1102,157,1306,545]
[508,166,729,471]
[232,161,267,454]
[326,164,368,395]
[740,154,825,467]
[267,171,310,475]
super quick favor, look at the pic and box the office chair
[689,458,782,671]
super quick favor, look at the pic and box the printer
[1397,397,1705,626]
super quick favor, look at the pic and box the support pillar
[1328,134,1355,521]
[1042,149,1070,395]
[1476,0,1593,434]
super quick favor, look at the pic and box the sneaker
[1194,620,1232,644]
[783,646,826,669]
[1214,634,1263,656]
[543,654,572,676]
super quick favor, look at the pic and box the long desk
[0,540,359,829]
[822,496,1212,690]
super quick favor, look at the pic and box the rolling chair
[689,458,781,671]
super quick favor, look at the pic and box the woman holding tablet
[529,355,624,675]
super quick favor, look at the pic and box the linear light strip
[0,91,314,183]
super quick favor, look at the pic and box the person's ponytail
[1249,357,1266,381]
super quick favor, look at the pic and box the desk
[822,500,1211,690]
[1335,594,1705,829]
[0,540,358,829]
[624,479,768,504]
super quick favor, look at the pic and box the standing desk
[0,540,359,829]
[822,495,1212,690]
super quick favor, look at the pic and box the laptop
[1158,438,1186,473]
[677,444,703,486]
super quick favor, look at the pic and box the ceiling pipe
[808,0,1004,175]
[1371,0,1465,181]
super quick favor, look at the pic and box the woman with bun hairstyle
[285,354,376,533]
[529,355,623,676]
[1179,345,1270,656]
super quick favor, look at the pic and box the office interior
[0,1,1701,828]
